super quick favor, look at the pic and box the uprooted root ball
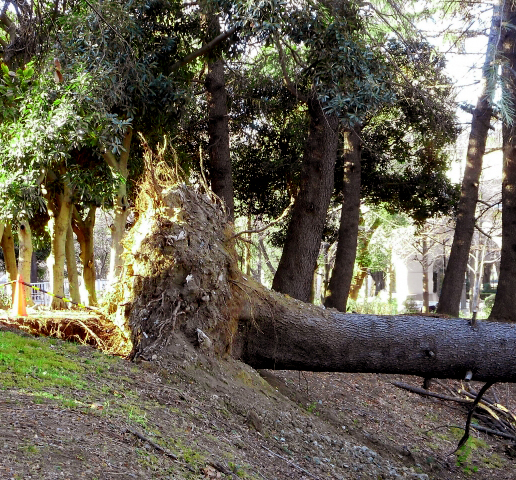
[113,180,241,361]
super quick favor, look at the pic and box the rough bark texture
[205,58,234,220]
[1,221,18,299]
[437,5,499,317]
[65,224,80,305]
[490,0,516,322]
[239,302,516,383]
[272,96,339,302]
[325,129,362,312]
[113,175,516,384]
[104,127,132,283]
[72,206,97,306]
[17,220,33,306]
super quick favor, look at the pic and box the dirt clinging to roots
[113,173,241,361]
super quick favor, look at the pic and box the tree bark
[103,127,132,283]
[46,170,73,310]
[437,4,500,317]
[65,224,80,305]
[205,57,234,220]
[490,0,516,321]
[348,217,382,301]
[1,221,18,300]
[114,173,516,386]
[272,96,339,302]
[17,219,33,306]
[238,299,516,383]
[325,128,362,312]
[72,205,97,306]
[422,236,430,314]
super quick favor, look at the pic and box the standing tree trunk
[348,217,382,301]
[72,205,97,306]
[46,169,73,310]
[422,236,430,314]
[65,224,80,305]
[437,4,500,317]
[325,128,362,312]
[272,96,339,302]
[490,0,516,321]
[1,221,18,300]
[17,219,33,306]
[103,127,132,283]
[205,57,234,220]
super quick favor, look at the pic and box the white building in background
[391,252,438,312]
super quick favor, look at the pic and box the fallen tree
[111,157,516,384]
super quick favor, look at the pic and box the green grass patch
[0,331,84,390]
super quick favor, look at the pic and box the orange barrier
[12,274,27,317]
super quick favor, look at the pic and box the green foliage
[358,41,460,223]
[483,294,496,317]
[348,297,398,315]
[403,297,420,314]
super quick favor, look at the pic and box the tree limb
[273,32,307,102]
[454,382,495,453]
[169,26,238,73]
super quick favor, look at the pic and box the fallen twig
[392,382,472,404]
[124,427,178,460]
[262,445,320,479]
[453,381,495,454]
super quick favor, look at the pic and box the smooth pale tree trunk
[348,217,382,301]
[325,128,362,312]
[1,221,18,301]
[490,0,516,321]
[17,219,33,306]
[272,96,339,302]
[65,224,80,305]
[422,237,430,314]
[46,170,73,310]
[205,57,234,220]
[103,127,132,283]
[437,4,500,317]
[72,205,97,306]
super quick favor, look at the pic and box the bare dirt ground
[1,314,515,480]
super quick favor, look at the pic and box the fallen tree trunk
[112,158,516,384]
[237,301,516,383]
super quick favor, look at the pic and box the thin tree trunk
[325,128,362,312]
[258,236,276,276]
[30,251,38,283]
[272,96,338,301]
[490,0,516,321]
[205,57,234,219]
[65,224,80,305]
[72,205,97,306]
[437,4,500,316]
[17,219,33,306]
[46,170,73,310]
[422,237,429,314]
[348,217,382,301]
[1,221,18,300]
[103,127,132,283]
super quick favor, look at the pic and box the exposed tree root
[0,310,131,356]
